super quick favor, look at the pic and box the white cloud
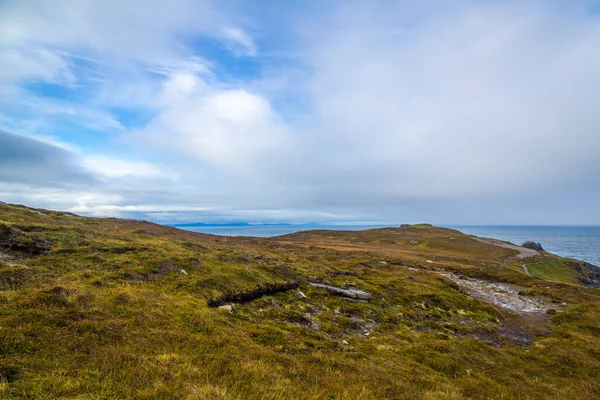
[296,0,600,201]
[220,26,257,56]
[0,0,257,129]
[1,0,600,224]
[132,71,291,172]
[83,156,172,179]
[0,0,251,62]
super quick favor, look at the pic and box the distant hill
[172,222,292,227]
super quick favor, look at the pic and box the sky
[1,0,599,225]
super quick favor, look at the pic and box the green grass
[526,260,581,284]
[1,202,600,399]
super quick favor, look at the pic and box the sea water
[451,226,600,266]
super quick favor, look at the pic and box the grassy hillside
[1,202,600,399]
[523,258,600,287]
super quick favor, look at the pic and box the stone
[295,290,307,299]
[180,269,188,275]
[521,241,544,251]
[342,340,349,346]
[309,283,372,301]
[218,304,233,312]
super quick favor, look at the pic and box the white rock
[342,340,349,346]
[310,283,372,300]
[295,291,307,299]
[218,304,233,312]
[426,260,435,264]
[180,269,188,275]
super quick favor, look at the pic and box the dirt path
[473,237,539,259]
[473,237,539,276]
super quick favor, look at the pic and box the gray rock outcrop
[521,241,544,251]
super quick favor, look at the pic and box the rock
[309,283,372,301]
[0,224,52,255]
[426,260,435,264]
[180,269,188,275]
[295,291,307,299]
[379,261,387,265]
[342,340,349,346]
[521,241,544,251]
[568,260,600,288]
[217,304,233,312]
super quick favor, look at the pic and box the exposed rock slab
[309,283,372,301]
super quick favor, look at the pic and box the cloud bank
[0,0,599,225]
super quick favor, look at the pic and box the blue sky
[1,0,599,225]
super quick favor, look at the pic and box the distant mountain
[171,222,292,227]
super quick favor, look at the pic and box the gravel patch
[437,271,552,314]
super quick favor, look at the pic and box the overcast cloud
[0,0,599,225]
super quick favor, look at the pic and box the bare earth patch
[437,271,551,314]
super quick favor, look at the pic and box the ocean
[450,226,600,267]
[177,224,600,266]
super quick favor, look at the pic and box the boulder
[521,241,544,251]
